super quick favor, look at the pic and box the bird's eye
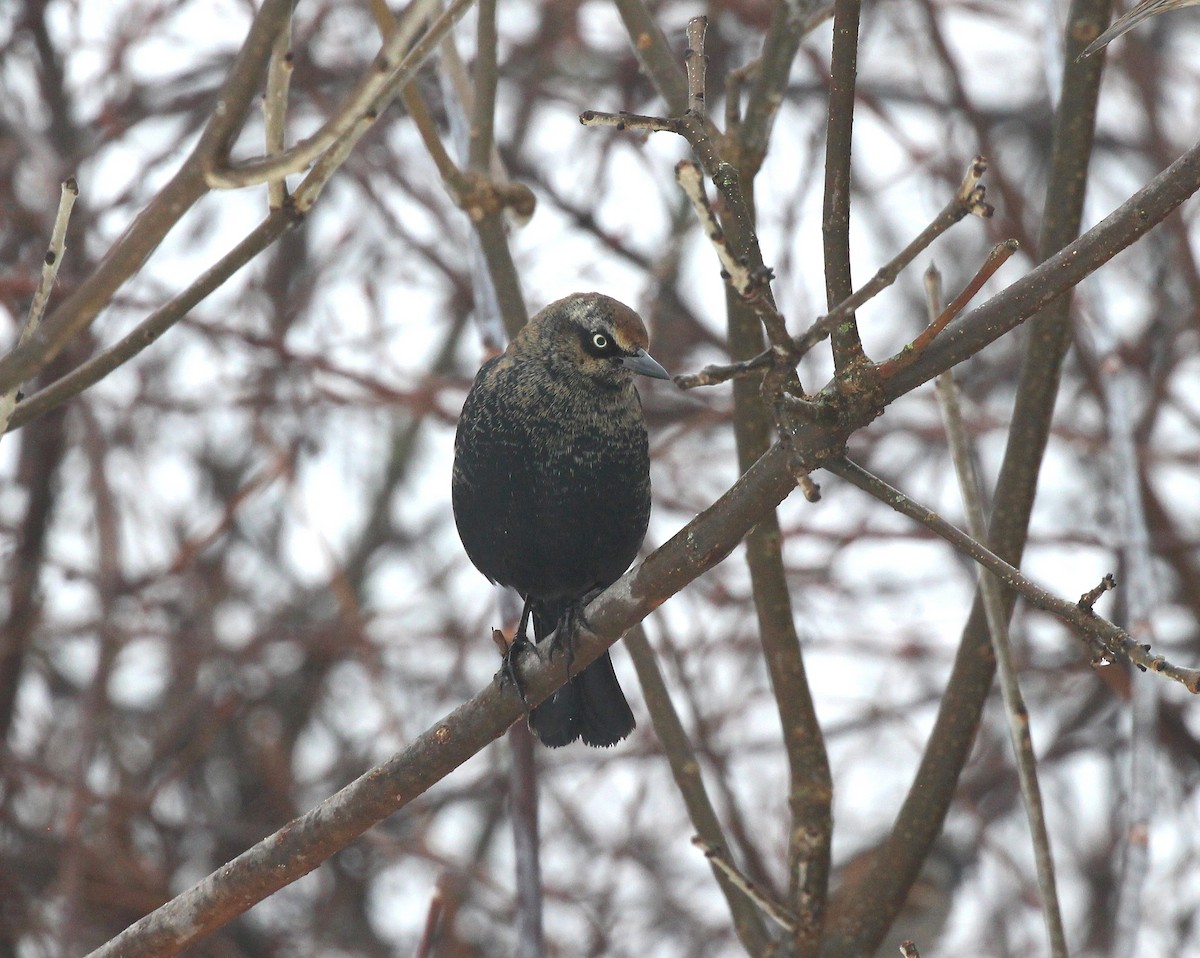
[592,333,609,350]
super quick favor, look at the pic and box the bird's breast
[452,361,652,600]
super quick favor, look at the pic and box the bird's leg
[496,597,537,707]
[547,585,605,677]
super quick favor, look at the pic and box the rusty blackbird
[452,292,669,747]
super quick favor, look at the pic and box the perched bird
[452,293,669,747]
[1081,0,1197,57]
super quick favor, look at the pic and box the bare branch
[468,0,499,174]
[827,458,1200,693]
[627,628,771,953]
[0,177,78,436]
[877,240,1019,381]
[1087,316,1163,955]
[692,837,799,933]
[930,269,1070,958]
[263,11,294,210]
[684,17,708,120]
[509,723,544,958]
[205,0,472,189]
[5,209,301,433]
[0,0,295,395]
[823,0,865,370]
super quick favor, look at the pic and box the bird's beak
[621,348,670,380]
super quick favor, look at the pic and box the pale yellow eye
[592,333,609,349]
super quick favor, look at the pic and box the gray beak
[621,348,670,380]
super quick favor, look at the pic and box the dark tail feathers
[529,649,636,747]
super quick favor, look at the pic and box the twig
[804,157,993,353]
[674,157,999,390]
[434,9,527,338]
[626,628,771,953]
[365,0,472,199]
[5,209,301,433]
[737,0,824,167]
[412,876,447,958]
[823,0,865,370]
[1088,318,1161,957]
[929,267,1070,958]
[468,0,499,173]
[508,723,544,958]
[724,59,757,131]
[263,11,294,210]
[1078,573,1116,612]
[676,160,788,350]
[19,177,77,342]
[876,239,1019,380]
[0,0,295,396]
[673,351,773,390]
[584,8,778,327]
[691,837,799,933]
[205,0,473,189]
[370,0,526,339]
[674,161,787,346]
[880,134,1200,400]
[612,0,689,113]
[0,178,78,437]
[579,110,678,133]
[684,16,708,120]
[827,457,1200,693]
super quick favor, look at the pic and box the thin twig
[263,11,294,209]
[673,351,773,390]
[5,209,300,433]
[434,10,527,338]
[737,0,823,167]
[468,0,499,173]
[0,0,294,396]
[579,110,679,133]
[366,0,473,199]
[827,457,1200,692]
[206,0,473,189]
[929,267,1070,958]
[684,16,708,120]
[611,0,689,113]
[823,0,865,370]
[0,177,78,437]
[675,160,789,349]
[412,876,447,958]
[674,157,998,390]
[1087,318,1161,957]
[626,627,772,953]
[876,239,1019,380]
[508,722,544,958]
[691,837,799,933]
[1078,573,1116,612]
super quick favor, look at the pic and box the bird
[452,292,669,747]
[1080,0,1197,57]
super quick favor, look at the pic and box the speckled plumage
[452,292,668,747]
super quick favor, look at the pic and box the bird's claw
[494,630,538,709]
[547,595,599,678]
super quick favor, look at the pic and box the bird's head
[515,292,670,387]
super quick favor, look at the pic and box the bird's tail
[529,650,635,747]
[528,603,635,748]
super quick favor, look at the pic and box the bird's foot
[493,628,538,708]
[546,588,603,677]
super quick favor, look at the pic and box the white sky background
[3,0,1200,955]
